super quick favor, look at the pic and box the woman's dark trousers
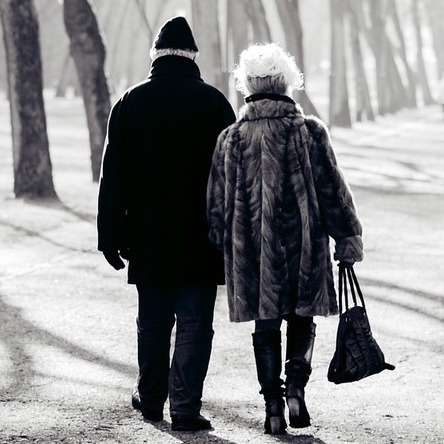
[135,282,217,418]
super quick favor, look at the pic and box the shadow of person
[203,400,328,443]
[144,407,328,444]
[144,418,237,444]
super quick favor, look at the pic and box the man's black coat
[97,56,236,285]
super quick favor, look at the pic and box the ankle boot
[285,320,316,428]
[252,330,287,435]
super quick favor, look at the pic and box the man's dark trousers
[135,281,217,417]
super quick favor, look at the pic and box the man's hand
[103,250,125,270]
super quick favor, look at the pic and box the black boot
[285,318,316,428]
[252,330,287,435]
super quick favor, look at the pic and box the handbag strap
[338,265,349,312]
[338,265,366,313]
[348,266,366,309]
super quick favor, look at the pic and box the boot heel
[287,397,300,417]
[264,397,287,435]
[286,390,310,428]
[268,416,285,435]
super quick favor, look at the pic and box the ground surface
[0,99,443,444]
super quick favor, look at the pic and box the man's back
[98,55,236,285]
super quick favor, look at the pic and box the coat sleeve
[306,117,363,263]
[207,129,229,252]
[97,97,129,252]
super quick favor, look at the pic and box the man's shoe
[131,391,163,422]
[171,414,212,431]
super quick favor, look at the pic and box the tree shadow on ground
[0,294,136,400]
[0,218,92,253]
[21,196,96,224]
[361,277,444,324]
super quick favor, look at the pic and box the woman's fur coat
[207,95,363,322]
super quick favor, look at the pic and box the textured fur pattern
[207,98,363,322]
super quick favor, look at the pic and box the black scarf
[245,93,295,105]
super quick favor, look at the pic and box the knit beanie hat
[152,16,198,53]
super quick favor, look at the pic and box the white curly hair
[233,43,304,96]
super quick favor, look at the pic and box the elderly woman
[207,43,363,435]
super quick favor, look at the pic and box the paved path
[0,100,443,443]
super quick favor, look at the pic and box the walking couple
[97,16,363,435]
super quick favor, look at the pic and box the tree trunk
[191,0,226,94]
[425,0,444,78]
[329,0,352,128]
[357,0,409,114]
[55,51,80,97]
[242,0,271,42]
[0,0,57,200]
[387,0,416,107]
[412,0,434,105]
[274,0,319,116]
[345,0,374,121]
[367,0,391,115]
[63,0,111,182]
[228,0,249,109]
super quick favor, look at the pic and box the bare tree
[412,0,434,105]
[367,0,391,115]
[386,0,416,107]
[55,51,79,97]
[191,0,225,93]
[345,0,374,121]
[0,19,8,94]
[0,0,57,199]
[329,0,352,127]
[227,0,249,108]
[355,0,410,115]
[242,0,271,42]
[63,0,111,182]
[425,0,444,78]
[274,0,319,116]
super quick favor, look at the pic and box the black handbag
[327,265,395,384]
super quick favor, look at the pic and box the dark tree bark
[0,0,57,199]
[63,0,111,182]
[274,0,319,116]
[191,0,226,94]
[329,0,352,128]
